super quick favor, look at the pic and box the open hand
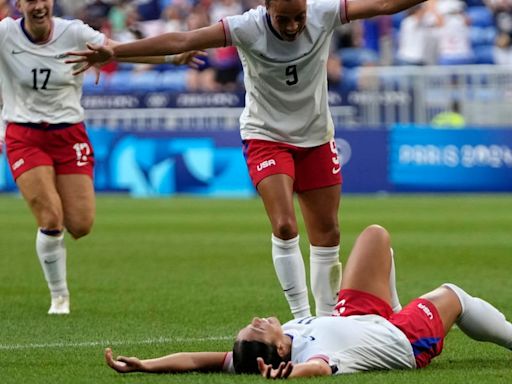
[104,347,144,373]
[66,43,115,76]
[173,50,208,69]
[257,357,293,379]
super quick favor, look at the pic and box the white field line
[0,335,233,351]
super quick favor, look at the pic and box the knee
[66,217,94,239]
[273,217,298,240]
[361,224,390,247]
[29,196,63,230]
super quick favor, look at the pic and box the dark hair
[232,340,284,374]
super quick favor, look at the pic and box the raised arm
[347,0,428,21]
[105,347,230,374]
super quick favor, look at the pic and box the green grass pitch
[0,194,511,383]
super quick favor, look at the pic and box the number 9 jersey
[0,17,105,124]
[223,0,349,147]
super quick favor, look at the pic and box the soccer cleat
[48,295,70,315]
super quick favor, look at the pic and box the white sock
[272,234,311,318]
[36,230,69,298]
[310,245,342,316]
[443,283,512,349]
[389,248,402,313]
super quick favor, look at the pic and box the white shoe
[48,295,70,315]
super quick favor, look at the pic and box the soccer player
[67,0,428,319]
[0,0,204,314]
[104,224,512,378]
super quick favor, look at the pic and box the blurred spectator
[0,0,13,20]
[436,0,475,65]
[208,0,244,91]
[136,0,161,20]
[431,100,466,128]
[185,5,218,91]
[485,0,512,64]
[80,0,112,31]
[109,0,133,34]
[77,1,118,73]
[162,1,190,33]
[395,4,441,65]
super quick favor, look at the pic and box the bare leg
[341,225,393,304]
[258,174,309,318]
[57,174,95,239]
[17,166,68,313]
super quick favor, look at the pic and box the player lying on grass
[105,224,512,378]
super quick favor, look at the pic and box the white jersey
[283,315,416,374]
[223,0,348,147]
[0,17,105,124]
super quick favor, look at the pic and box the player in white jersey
[68,0,429,320]
[0,0,204,315]
[103,224,512,378]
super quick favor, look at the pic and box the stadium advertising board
[1,127,511,195]
[390,126,512,191]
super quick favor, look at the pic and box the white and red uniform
[223,0,348,147]
[223,289,446,375]
[0,17,105,179]
[222,0,348,189]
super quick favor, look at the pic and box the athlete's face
[237,317,284,345]
[17,0,54,39]
[267,0,307,42]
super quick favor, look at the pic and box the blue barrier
[390,125,512,191]
[2,126,511,195]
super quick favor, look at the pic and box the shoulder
[224,6,266,44]
[307,0,341,14]
[0,16,17,30]
[307,0,344,27]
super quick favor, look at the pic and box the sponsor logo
[54,53,69,60]
[13,158,25,170]
[44,259,58,265]
[334,299,346,315]
[11,49,25,55]
[417,302,434,320]
[73,143,91,167]
[257,159,276,172]
[332,167,341,174]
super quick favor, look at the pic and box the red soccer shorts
[242,139,342,192]
[5,122,95,180]
[334,289,445,369]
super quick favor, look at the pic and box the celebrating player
[0,0,204,314]
[67,0,429,319]
[104,224,512,378]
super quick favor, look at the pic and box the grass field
[1,194,511,383]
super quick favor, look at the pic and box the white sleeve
[224,8,263,48]
[0,19,10,47]
[222,351,235,373]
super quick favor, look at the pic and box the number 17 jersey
[0,17,105,124]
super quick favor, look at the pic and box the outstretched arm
[67,23,225,73]
[105,347,230,374]
[347,0,428,21]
